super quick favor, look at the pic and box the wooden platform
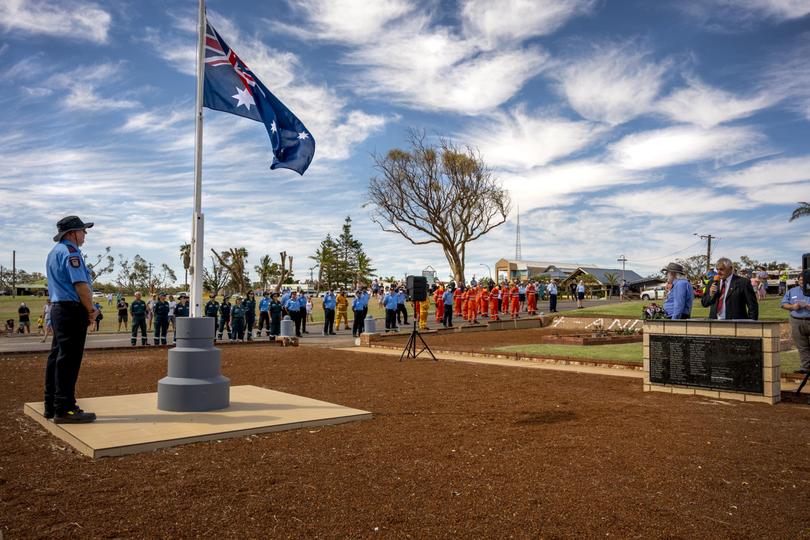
[24,385,372,458]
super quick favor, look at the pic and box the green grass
[562,297,788,320]
[492,342,802,375]
[492,342,643,363]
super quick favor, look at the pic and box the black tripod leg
[796,372,810,395]
[416,331,437,361]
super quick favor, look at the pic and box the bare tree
[180,243,191,286]
[211,247,249,293]
[203,255,229,297]
[275,251,293,292]
[84,246,115,281]
[368,130,510,283]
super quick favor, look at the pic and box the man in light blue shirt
[285,291,302,337]
[396,287,408,325]
[384,289,399,332]
[44,216,98,424]
[258,292,271,336]
[782,274,810,374]
[359,289,370,333]
[662,262,694,319]
[322,290,337,335]
[442,286,454,327]
[547,280,558,313]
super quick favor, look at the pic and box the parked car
[640,286,667,300]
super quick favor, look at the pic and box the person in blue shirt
[44,216,98,424]
[322,290,337,335]
[351,291,366,337]
[298,291,309,334]
[661,262,694,319]
[357,288,370,333]
[281,289,291,311]
[442,285,455,327]
[269,292,283,337]
[258,292,271,336]
[384,288,399,332]
[396,287,408,325]
[782,274,810,374]
[285,291,302,337]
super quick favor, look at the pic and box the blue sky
[1,0,809,284]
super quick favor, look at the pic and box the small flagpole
[189,0,206,317]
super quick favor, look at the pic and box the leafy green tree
[254,255,278,291]
[310,216,374,288]
[603,272,618,298]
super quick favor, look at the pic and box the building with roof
[493,259,594,283]
[562,267,645,297]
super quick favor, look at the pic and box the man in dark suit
[701,257,758,320]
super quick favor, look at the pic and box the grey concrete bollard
[280,315,294,337]
[157,316,230,412]
[363,315,376,334]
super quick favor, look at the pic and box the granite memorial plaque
[649,334,763,393]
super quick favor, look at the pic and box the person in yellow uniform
[335,290,350,331]
[418,298,429,330]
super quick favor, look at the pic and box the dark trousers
[246,315,255,337]
[154,316,169,344]
[300,308,307,333]
[396,303,408,324]
[352,309,364,336]
[385,308,397,330]
[217,317,230,338]
[45,302,88,414]
[550,294,557,312]
[258,312,270,334]
[270,313,281,336]
[323,308,335,334]
[361,307,368,333]
[131,315,147,345]
[289,311,301,337]
[232,318,245,340]
[442,305,453,327]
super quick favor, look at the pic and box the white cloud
[764,35,810,121]
[274,0,413,44]
[609,125,763,170]
[0,0,111,44]
[47,63,139,112]
[712,155,810,187]
[740,180,810,205]
[499,160,647,208]
[346,29,549,114]
[553,42,671,125]
[460,107,606,170]
[461,0,595,44]
[680,0,810,27]
[657,76,775,128]
[600,187,754,216]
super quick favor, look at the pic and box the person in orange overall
[434,284,444,324]
[526,282,537,315]
[501,282,511,315]
[480,286,489,320]
[453,285,463,319]
[510,283,520,318]
[489,284,500,320]
[418,299,429,330]
[468,286,478,323]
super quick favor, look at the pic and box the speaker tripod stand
[399,308,437,362]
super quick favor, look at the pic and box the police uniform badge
[69,256,81,268]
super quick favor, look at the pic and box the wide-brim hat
[53,215,93,242]
[662,262,685,274]
[178,293,189,298]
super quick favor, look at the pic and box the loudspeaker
[406,275,428,302]
[803,253,810,296]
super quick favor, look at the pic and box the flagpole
[190,0,206,317]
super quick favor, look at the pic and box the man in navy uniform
[204,293,219,326]
[130,291,148,346]
[173,293,190,343]
[44,216,98,424]
[218,296,232,340]
[269,292,283,337]
[152,292,171,345]
[243,290,256,340]
[231,294,246,342]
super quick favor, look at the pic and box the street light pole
[617,254,627,284]
[480,263,492,281]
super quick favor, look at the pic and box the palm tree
[790,202,810,222]
[254,255,274,291]
[603,272,618,299]
[180,243,191,286]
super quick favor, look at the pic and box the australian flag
[203,18,315,175]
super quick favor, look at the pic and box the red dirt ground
[2,345,810,538]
